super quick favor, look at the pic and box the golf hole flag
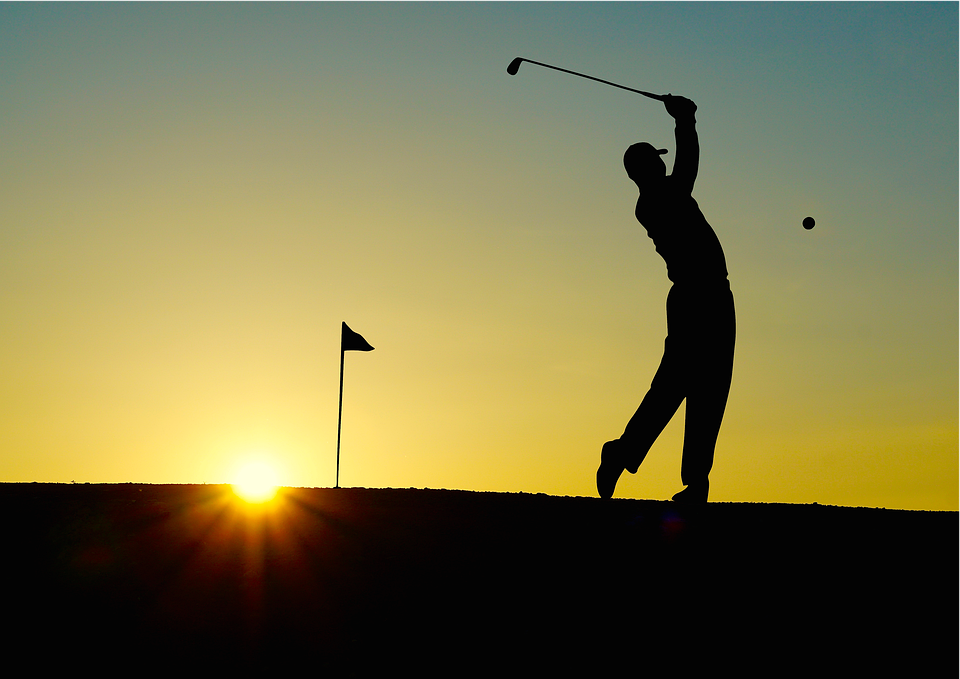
[337,322,374,488]
[341,322,374,352]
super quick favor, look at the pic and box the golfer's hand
[663,95,697,121]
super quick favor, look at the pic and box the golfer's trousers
[621,281,736,487]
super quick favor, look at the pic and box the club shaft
[520,58,664,101]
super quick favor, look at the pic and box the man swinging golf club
[597,94,735,504]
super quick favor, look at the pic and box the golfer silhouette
[597,94,735,504]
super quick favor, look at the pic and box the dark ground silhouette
[2,484,955,672]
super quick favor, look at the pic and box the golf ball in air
[802,217,815,230]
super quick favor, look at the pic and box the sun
[232,460,280,504]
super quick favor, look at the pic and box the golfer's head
[624,142,667,182]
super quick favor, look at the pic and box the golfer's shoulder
[664,175,690,196]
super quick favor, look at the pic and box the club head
[507,57,523,75]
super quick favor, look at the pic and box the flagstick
[336,344,344,489]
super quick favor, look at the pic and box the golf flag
[341,322,374,352]
[337,322,373,488]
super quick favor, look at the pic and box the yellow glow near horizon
[232,460,280,504]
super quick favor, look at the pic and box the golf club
[507,57,665,102]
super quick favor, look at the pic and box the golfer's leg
[620,340,686,472]
[679,290,735,494]
[680,372,731,490]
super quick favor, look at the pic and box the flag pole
[336,322,373,490]
[336,341,344,489]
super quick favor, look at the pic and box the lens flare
[232,460,280,503]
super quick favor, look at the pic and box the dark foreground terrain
[2,484,956,672]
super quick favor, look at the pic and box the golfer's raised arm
[664,95,699,194]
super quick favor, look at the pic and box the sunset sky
[1,3,956,510]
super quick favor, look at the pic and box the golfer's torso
[635,181,728,285]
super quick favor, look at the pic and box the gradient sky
[1,3,956,510]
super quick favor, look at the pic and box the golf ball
[802,216,815,230]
